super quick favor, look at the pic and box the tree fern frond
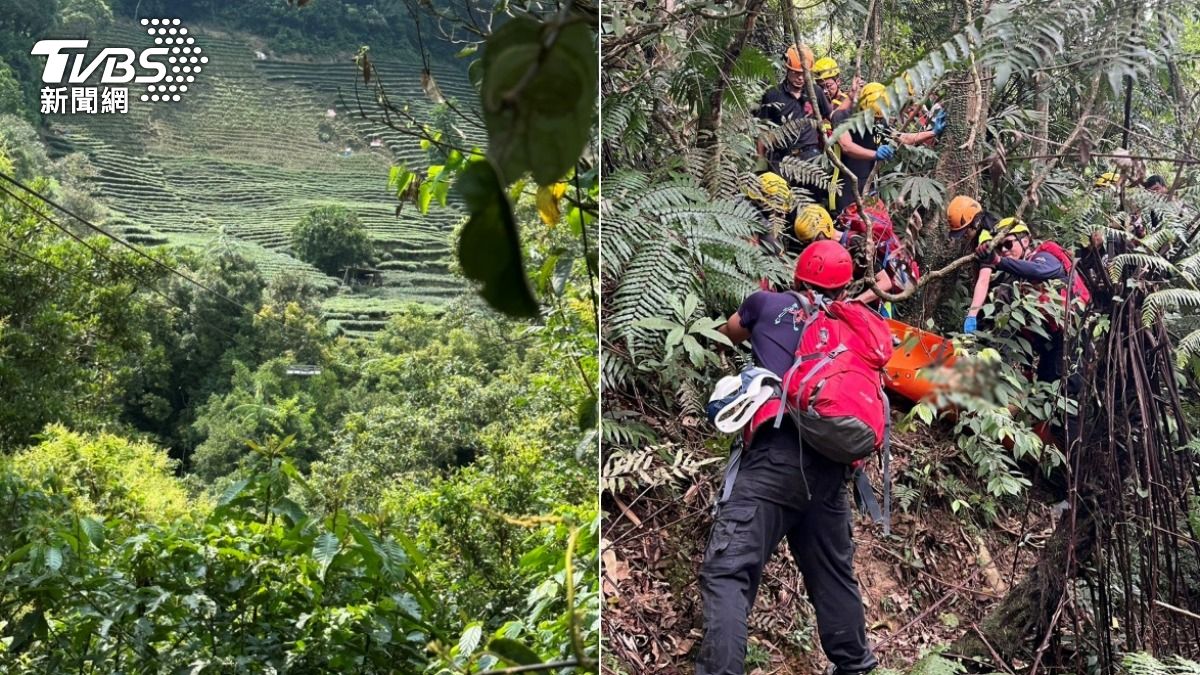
[604,170,777,360]
[1177,250,1200,284]
[757,118,819,152]
[603,170,652,201]
[776,157,832,191]
[602,349,636,391]
[1176,329,1200,370]
[1140,226,1179,253]
[1108,253,1179,285]
[1142,288,1200,327]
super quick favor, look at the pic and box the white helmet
[707,368,782,433]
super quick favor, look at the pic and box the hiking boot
[824,666,875,675]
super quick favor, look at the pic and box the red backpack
[1032,241,1091,331]
[746,292,894,463]
[1036,241,1091,306]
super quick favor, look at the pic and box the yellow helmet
[745,172,794,214]
[979,217,1029,246]
[1094,171,1119,188]
[794,204,836,242]
[996,217,1030,237]
[858,82,890,117]
[813,57,840,81]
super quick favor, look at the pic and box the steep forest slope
[601,0,1200,673]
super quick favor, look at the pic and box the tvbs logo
[32,18,205,114]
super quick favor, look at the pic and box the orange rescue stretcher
[883,319,1060,448]
[883,318,956,403]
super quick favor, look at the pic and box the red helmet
[794,240,854,290]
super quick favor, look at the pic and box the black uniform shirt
[757,82,832,165]
[830,109,890,211]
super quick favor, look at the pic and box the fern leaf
[1176,329,1200,370]
[775,156,832,191]
[1108,253,1179,285]
[1142,288,1200,327]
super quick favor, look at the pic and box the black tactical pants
[696,426,876,675]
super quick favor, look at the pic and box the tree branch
[1014,70,1104,220]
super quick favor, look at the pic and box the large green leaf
[457,161,539,318]
[217,477,251,507]
[79,516,105,548]
[458,623,483,656]
[313,532,339,581]
[481,17,597,185]
[488,637,543,666]
[44,546,62,572]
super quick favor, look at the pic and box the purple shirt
[737,290,808,376]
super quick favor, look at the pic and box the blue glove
[963,316,977,334]
[932,110,947,137]
[875,144,896,162]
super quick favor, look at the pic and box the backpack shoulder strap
[772,291,830,430]
[1035,241,1073,274]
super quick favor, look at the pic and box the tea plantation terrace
[43,22,483,338]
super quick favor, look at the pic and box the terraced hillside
[44,22,481,337]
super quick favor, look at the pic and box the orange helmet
[785,45,814,72]
[794,240,853,290]
[947,195,983,233]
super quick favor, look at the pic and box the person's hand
[851,76,864,98]
[875,144,896,162]
[963,316,977,334]
[932,109,947,137]
[975,242,999,266]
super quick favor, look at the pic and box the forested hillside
[0,0,598,672]
[601,0,1200,672]
[41,18,481,327]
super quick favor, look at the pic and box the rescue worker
[841,204,920,316]
[813,57,859,114]
[1144,174,1168,195]
[699,240,878,675]
[971,220,1090,385]
[792,203,838,252]
[1131,174,1171,238]
[948,195,1001,335]
[742,172,797,260]
[829,82,947,213]
[898,72,941,147]
[757,45,833,202]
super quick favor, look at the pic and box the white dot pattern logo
[142,19,205,105]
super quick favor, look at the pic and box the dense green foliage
[290,204,374,277]
[0,0,599,671]
[601,0,1200,671]
[0,435,597,673]
[107,0,429,57]
[0,139,598,670]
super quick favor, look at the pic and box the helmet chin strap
[797,286,843,305]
